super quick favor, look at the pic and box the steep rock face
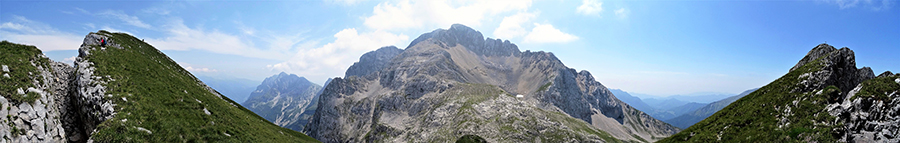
[792,44,874,94]
[345,46,403,78]
[306,24,677,142]
[539,69,679,140]
[243,72,322,131]
[660,44,887,142]
[296,78,332,132]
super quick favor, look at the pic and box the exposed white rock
[2,65,8,72]
[135,127,152,134]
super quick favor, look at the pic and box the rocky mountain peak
[790,43,836,72]
[791,44,875,94]
[409,24,520,57]
[344,46,403,78]
[259,72,312,91]
[244,72,324,132]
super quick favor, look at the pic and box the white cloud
[268,28,408,81]
[63,56,77,63]
[234,21,256,36]
[328,0,366,5]
[821,0,894,10]
[101,26,134,35]
[614,8,627,17]
[84,23,96,29]
[179,62,218,73]
[523,23,579,43]
[364,0,532,31]
[141,6,172,15]
[493,12,536,40]
[75,8,90,14]
[577,0,603,16]
[99,10,152,29]
[0,16,83,51]
[185,66,218,72]
[145,18,292,61]
[833,0,860,9]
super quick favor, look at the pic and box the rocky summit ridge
[661,43,897,142]
[305,24,677,143]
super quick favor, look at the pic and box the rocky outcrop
[243,72,323,132]
[306,24,677,142]
[73,32,119,142]
[826,74,900,142]
[792,44,875,94]
[1,42,79,142]
[345,46,403,79]
[660,44,895,142]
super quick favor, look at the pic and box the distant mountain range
[612,88,771,130]
[629,92,733,104]
[664,88,758,129]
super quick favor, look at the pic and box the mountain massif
[661,44,898,142]
[304,24,678,142]
[242,72,324,131]
[0,31,317,142]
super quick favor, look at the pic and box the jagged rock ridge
[305,24,678,142]
[660,44,897,142]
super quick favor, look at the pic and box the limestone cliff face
[345,46,403,78]
[306,24,677,142]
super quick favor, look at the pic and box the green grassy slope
[83,31,318,142]
[0,41,51,103]
[659,52,840,142]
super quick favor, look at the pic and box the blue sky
[2,0,897,97]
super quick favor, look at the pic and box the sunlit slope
[79,31,318,142]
